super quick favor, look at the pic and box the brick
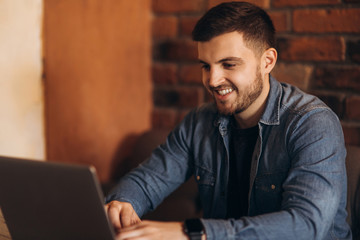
[152,108,179,129]
[346,96,360,121]
[208,0,270,9]
[268,11,289,33]
[180,16,201,37]
[153,86,204,108]
[272,0,340,7]
[342,124,360,146]
[178,109,192,123]
[271,62,313,90]
[347,40,360,63]
[154,39,198,61]
[312,66,360,91]
[179,64,202,85]
[153,0,205,13]
[277,37,345,61]
[293,9,360,33]
[311,91,344,118]
[152,63,178,85]
[152,16,178,39]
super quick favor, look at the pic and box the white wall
[0,0,45,160]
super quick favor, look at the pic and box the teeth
[218,88,233,96]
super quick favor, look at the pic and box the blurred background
[0,0,359,185]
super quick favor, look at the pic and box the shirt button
[271,184,276,190]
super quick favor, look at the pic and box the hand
[116,220,189,240]
[105,201,141,233]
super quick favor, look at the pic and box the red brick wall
[151,0,360,146]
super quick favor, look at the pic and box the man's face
[198,31,264,116]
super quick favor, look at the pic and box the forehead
[197,31,256,62]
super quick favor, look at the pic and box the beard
[215,67,263,116]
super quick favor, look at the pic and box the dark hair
[192,1,275,55]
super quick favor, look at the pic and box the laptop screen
[0,156,115,240]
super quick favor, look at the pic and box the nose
[207,68,224,88]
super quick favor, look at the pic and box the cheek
[227,71,248,86]
[233,67,258,85]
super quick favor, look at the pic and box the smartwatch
[184,218,204,240]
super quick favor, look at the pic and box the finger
[107,205,122,231]
[131,212,142,225]
[117,224,148,240]
[120,206,138,228]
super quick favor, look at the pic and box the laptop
[0,155,115,240]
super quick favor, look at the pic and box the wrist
[183,218,206,240]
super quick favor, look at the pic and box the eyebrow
[198,57,244,65]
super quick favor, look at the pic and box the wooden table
[0,209,11,240]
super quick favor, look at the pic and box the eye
[223,62,236,69]
[201,64,210,72]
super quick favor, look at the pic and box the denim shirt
[106,76,352,239]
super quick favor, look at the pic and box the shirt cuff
[200,218,237,239]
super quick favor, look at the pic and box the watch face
[185,219,203,232]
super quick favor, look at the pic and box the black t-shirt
[226,119,259,219]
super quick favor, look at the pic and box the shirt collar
[259,75,281,126]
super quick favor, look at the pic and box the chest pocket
[194,167,216,216]
[253,171,287,214]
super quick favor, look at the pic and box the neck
[233,75,270,129]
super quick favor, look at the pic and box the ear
[262,48,277,74]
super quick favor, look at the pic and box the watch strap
[184,218,204,240]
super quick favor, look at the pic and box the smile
[217,88,233,96]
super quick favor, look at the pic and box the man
[105,2,352,239]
